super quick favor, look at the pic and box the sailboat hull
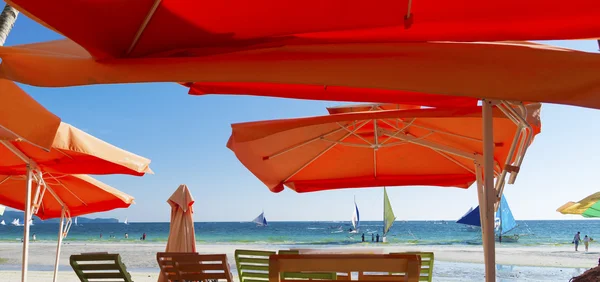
[382,236,388,243]
[496,235,519,243]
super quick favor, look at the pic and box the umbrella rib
[46,173,89,207]
[380,128,478,161]
[432,150,476,174]
[373,119,378,178]
[336,121,373,146]
[282,120,371,184]
[127,0,162,55]
[379,118,415,145]
[266,125,350,160]
[0,175,11,185]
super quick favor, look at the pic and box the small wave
[307,227,325,230]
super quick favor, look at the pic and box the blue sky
[5,16,600,222]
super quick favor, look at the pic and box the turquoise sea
[0,220,597,246]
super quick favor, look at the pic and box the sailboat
[252,211,268,227]
[74,217,79,226]
[382,188,396,243]
[457,207,480,232]
[456,195,520,242]
[123,217,129,225]
[0,220,5,225]
[11,218,20,226]
[349,197,360,233]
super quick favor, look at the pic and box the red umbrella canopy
[7,0,600,59]
[227,104,541,193]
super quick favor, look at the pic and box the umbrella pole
[481,99,496,282]
[21,165,33,282]
[52,208,65,282]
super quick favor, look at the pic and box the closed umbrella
[159,184,196,282]
[0,173,134,282]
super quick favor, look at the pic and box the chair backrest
[390,252,434,282]
[235,249,276,282]
[157,252,200,281]
[276,250,337,280]
[70,253,132,282]
[269,254,421,282]
[173,254,233,282]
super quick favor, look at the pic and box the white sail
[11,218,20,226]
[124,217,129,225]
[0,220,5,225]
[74,217,78,226]
[350,198,360,233]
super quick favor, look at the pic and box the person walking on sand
[584,235,592,252]
[573,231,581,251]
[361,233,365,242]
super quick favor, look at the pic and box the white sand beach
[0,242,597,281]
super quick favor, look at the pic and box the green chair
[391,252,434,282]
[234,249,275,282]
[277,250,338,280]
[70,253,133,282]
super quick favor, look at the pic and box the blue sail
[496,196,517,235]
[456,206,481,227]
[252,211,267,226]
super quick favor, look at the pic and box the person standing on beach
[371,233,374,242]
[573,232,581,251]
[125,233,128,239]
[584,235,591,252]
[142,233,146,241]
[361,233,365,242]
[32,233,36,241]
[376,234,380,243]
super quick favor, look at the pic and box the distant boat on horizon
[11,218,20,226]
[349,197,360,234]
[252,211,268,227]
[0,220,5,225]
[123,217,129,225]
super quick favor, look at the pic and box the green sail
[383,188,396,236]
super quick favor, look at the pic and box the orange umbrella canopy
[1,40,600,109]
[227,104,541,193]
[0,79,60,150]
[0,173,134,220]
[6,0,600,59]
[1,122,152,176]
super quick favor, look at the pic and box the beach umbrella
[0,82,151,282]
[2,40,600,110]
[0,78,60,150]
[557,192,600,218]
[0,121,152,176]
[228,103,541,281]
[0,173,134,281]
[5,0,600,60]
[159,184,196,282]
[227,104,540,193]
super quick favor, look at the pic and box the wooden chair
[172,254,233,282]
[70,252,133,282]
[269,254,421,282]
[157,252,201,281]
[276,250,338,280]
[390,252,434,282]
[235,249,275,282]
